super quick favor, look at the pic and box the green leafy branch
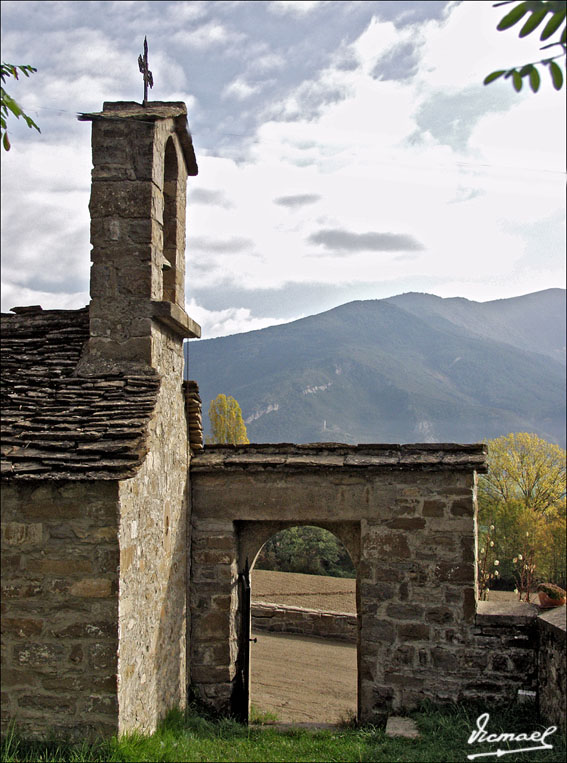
[1,63,41,151]
[484,1,566,92]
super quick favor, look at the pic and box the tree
[255,525,356,578]
[1,63,41,151]
[207,393,249,445]
[478,432,566,515]
[484,1,566,93]
[478,433,566,589]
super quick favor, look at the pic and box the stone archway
[246,522,359,723]
[189,443,486,723]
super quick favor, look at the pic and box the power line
[12,104,567,177]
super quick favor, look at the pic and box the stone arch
[245,521,359,723]
[236,520,360,573]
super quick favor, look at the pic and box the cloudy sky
[1,0,565,338]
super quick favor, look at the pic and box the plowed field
[251,569,356,613]
[250,632,357,724]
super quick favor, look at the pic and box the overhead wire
[8,103,567,178]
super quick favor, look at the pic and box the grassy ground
[2,701,565,763]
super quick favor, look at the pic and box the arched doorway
[233,520,361,725]
[249,525,358,724]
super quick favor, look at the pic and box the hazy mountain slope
[386,288,566,365]
[185,291,566,447]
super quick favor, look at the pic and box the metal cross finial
[138,36,154,106]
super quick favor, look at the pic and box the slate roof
[1,307,159,480]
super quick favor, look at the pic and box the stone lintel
[151,301,201,339]
[78,101,198,176]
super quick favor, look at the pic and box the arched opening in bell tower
[162,136,179,304]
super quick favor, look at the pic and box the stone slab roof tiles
[1,307,159,480]
[191,442,488,472]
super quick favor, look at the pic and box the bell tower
[78,101,200,375]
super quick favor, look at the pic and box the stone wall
[189,518,239,715]
[189,443,487,722]
[117,322,189,735]
[462,601,538,704]
[1,481,120,739]
[252,602,357,642]
[538,607,566,730]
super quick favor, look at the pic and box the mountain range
[184,289,566,447]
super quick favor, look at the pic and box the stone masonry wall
[463,601,538,705]
[117,321,189,735]
[189,518,239,715]
[1,481,120,739]
[189,445,487,723]
[538,607,566,730]
[252,602,357,642]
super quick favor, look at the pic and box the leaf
[2,92,23,119]
[3,131,10,151]
[529,66,541,91]
[519,8,549,37]
[484,70,507,84]
[512,70,523,90]
[561,25,567,42]
[497,1,530,30]
[23,113,40,132]
[549,59,564,88]
[540,9,566,39]
[519,64,533,75]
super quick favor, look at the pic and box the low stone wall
[538,607,566,730]
[465,601,539,704]
[252,601,357,642]
[251,598,566,728]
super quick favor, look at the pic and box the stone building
[2,100,564,740]
[1,102,201,737]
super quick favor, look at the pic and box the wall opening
[248,524,358,725]
[162,137,179,304]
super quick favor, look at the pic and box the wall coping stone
[538,606,567,638]
[476,600,539,625]
[252,601,354,618]
[191,443,487,473]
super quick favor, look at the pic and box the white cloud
[223,77,263,100]
[270,1,325,17]
[186,299,288,339]
[172,21,245,49]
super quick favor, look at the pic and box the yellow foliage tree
[207,394,249,445]
[478,433,566,589]
[479,432,566,516]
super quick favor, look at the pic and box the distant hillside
[185,290,566,447]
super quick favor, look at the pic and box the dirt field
[250,631,357,724]
[251,569,356,613]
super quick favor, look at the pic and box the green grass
[2,701,565,762]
